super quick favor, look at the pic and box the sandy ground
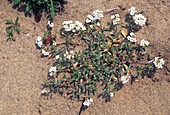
[0,0,170,114]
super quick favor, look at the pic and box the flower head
[56,55,60,60]
[36,36,43,48]
[153,57,165,69]
[64,51,75,60]
[129,7,137,16]
[121,74,131,84]
[49,66,57,76]
[42,49,50,56]
[127,32,137,42]
[93,9,104,20]
[48,21,54,27]
[62,20,75,32]
[110,92,114,97]
[62,20,86,32]
[41,88,47,94]
[85,10,104,24]
[111,14,120,25]
[140,39,149,47]
[83,98,93,107]
[133,14,147,26]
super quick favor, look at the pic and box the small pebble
[27,34,30,36]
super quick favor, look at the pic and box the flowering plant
[36,7,167,111]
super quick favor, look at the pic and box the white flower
[140,39,149,47]
[41,88,47,94]
[48,21,54,27]
[121,74,131,84]
[36,41,43,48]
[129,7,137,16]
[115,14,119,17]
[83,98,93,106]
[82,26,86,31]
[42,49,50,56]
[75,21,81,30]
[133,14,147,26]
[72,29,76,33]
[110,92,114,97]
[62,20,75,32]
[64,51,74,59]
[96,22,100,26]
[93,9,104,19]
[130,32,135,36]
[111,14,120,25]
[62,20,85,32]
[49,66,56,72]
[152,57,165,69]
[49,66,56,76]
[89,98,93,102]
[85,10,104,24]
[86,15,93,23]
[90,25,93,28]
[56,55,60,60]
[53,42,57,46]
[36,36,43,48]
[36,36,42,41]
[127,32,137,42]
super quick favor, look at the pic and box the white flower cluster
[111,14,120,25]
[140,39,149,47]
[121,74,131,84]
[36,36,43,48]
[64,51,75,60]
[48,21,54,28]
[86,9,104,23]
[62,20,86,32]
[127,32,137,42]
[129,7,147,26]
[150,57,165,69]
[83,98,93,106]
[133,14,147,26]
[49,66,56,76]
[42,49,50,56]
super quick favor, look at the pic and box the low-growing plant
[9,0,68,22]
[5,17,20,41]
[36,7,168,111]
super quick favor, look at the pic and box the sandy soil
[0,0,170,115]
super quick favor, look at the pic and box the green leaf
[13,0,21,5]
[16,26,20,34]
[82,37,91,42]
[26,3,31,12]
[124,21,129,26]
[15,17,19,24]
[50,11,55,19]
[6,26,13,34]
[103,28,110,31]
[5,20,14,25]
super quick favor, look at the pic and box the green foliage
[38,8,166,104]
[41,21,153,101]
[5,17,20,41]
[10,0,67,21]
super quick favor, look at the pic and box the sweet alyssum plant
[36,7,166,108]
